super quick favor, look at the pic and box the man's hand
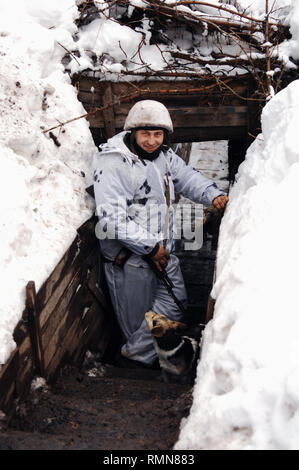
[151,244,170,271]
[212,195,229,211]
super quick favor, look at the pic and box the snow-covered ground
[1,0,299,450]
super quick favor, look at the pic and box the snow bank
[175,78,299,450]
[0,1,97,365]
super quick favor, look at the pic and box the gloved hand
[151,244,170,271]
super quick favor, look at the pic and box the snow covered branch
[67,0,291,102]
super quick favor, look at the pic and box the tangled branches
[70,0,291,101]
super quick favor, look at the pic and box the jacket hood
[100,131,138,164]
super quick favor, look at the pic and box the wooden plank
[111,79,250,98]
[87,105,248,130]
[87,264,110,312]
[76,214,98,239]
[67,300,106,364]
[15,332,34,399]
[15,355,34,399]
[17,335,31,365]
[26,281,45,376]
[173,125,247,143]
[43,293,101,379]
[40,270,84,354]
[76,78,249,98]
[43,345,70,383]
[80,312,107,354]
[38,240,96,331]
[44,293,109,380]
[206,296,216,323]
[80,299,107,340]
[12,306,36,400]
[115,104,248,116]
[40,248,97,354]
[42,280,95,370]
[0,349,19,414]
[37,234,85,318]
[75,79,252,121]
[116,105,248,127]
[1,383,15,415]
[37,216,97,313]
[102,82,116,139]
[77,90,102,106]
[78,88,247,109]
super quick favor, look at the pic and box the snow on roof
[66,0,291,86]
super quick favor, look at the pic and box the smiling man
[135,129,164,153]
[93,100,228,368]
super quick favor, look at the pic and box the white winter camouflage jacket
[93,131,225,261]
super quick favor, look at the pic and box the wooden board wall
[0,215,113,417]
[73,78,254,143]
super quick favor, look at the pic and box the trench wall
[0,216,112,418]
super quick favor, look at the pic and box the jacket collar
[105,131,139,163]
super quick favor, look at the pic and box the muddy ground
[0,235,216,451]
[0,361,193,450]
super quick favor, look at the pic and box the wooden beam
[172,125,248,143]
[39,249,97,352]
[78,88,247,108]
[101,82,116,139]
[86,105,248,130]
[26,281,45,377]
[0,350,19,414]
[76,78,250,98]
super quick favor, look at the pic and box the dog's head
[145,311,187,338]
[145,310,201,381]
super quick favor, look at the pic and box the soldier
[93,100,228,367]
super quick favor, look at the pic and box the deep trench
[0,231,218,451]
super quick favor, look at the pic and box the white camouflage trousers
[103,253,187,365]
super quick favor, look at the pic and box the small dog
[145,311,204,383]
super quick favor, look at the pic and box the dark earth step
[0,363,193,451]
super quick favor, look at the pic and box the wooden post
[26,281,45,376]
[102,82,116,139]
[205,296,216,323]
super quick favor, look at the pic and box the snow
[1,0,299,451]
[174,2,299,449]
[0,0,97,365]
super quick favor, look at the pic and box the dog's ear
[173,321,188,330]
[151,325,165,337]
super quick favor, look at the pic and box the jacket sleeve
[93,154,159,256]
[168,148,226,206]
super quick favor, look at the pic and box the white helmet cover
[124,100,173,133]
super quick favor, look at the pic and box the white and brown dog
[145,311,204,383]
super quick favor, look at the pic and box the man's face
[135,129,164,153]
